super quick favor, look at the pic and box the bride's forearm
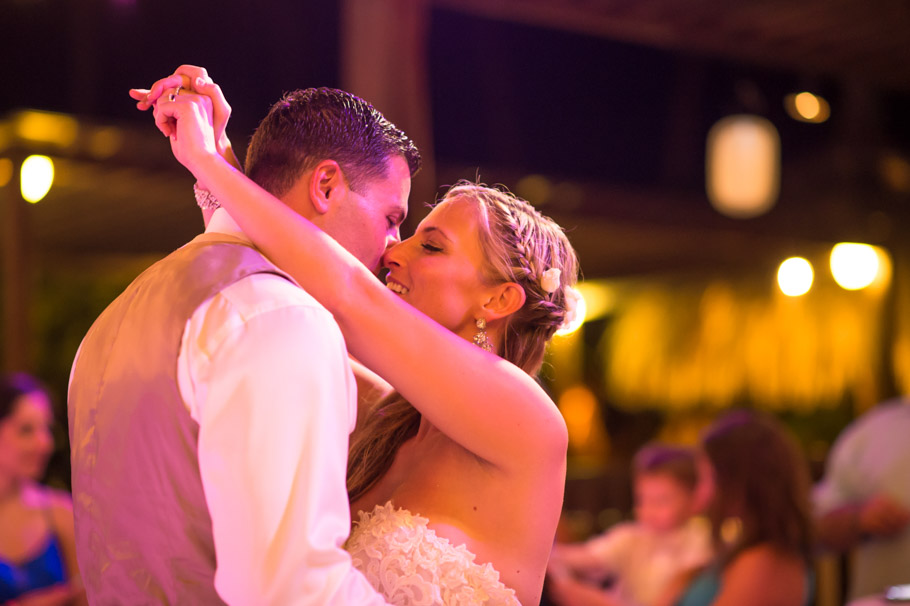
[197,140,241,194]
[190,153,567,470]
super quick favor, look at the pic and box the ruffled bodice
[346,502,520,605]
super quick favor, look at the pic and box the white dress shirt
[574,518,713,606]
[176,209,388,605]
[814,400,910,601]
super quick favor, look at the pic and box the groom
[68,66,419,604]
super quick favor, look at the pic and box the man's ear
[308,160,347,215]
[481,282,526,321]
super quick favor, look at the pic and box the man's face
[330,155,412,272]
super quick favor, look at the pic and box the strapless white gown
[346,502,520,605]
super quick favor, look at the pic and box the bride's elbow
[534,407,569,465]
[551,415,569,459]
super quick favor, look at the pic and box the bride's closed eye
[421,242,443,253]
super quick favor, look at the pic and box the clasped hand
[128,65,236,178]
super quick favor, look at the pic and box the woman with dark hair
[661,410,814,606]
[0,374,86,606]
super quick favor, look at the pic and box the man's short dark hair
[245,88,421,197]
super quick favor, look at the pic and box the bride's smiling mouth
[385,277,410,295]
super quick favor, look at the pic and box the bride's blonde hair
[348,182,579,501]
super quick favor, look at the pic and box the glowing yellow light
[830,243,879,290]
[706,115,780,218]
[785,92,830,123]
[777,257,814,296]
[14,110,79,147]
[557,385,608,455]
[576,281,614,322]
[20,155,54,203]
[795,93,820,120]
[555,287,587,336]
[0,158,13,187]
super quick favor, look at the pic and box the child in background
[548,443,713,606]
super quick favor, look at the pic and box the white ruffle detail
[346,502,520,606]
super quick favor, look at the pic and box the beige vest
[68,234,292,604]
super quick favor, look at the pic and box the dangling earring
[720,516,743,546]
[473,318,493,352]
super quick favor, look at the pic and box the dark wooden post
[2,152,31,372]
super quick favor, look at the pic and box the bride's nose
[382,240,404,269]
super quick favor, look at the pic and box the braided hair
[453,181,579,374]
[348,181,579,501]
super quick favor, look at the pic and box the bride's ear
[308,160,348,215]
[481,282,526,321]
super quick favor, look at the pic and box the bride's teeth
[385,282,409,295]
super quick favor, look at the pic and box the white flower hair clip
[541,268,561,293]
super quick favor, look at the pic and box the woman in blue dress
[0,374,86,606]
[663,410,814,606]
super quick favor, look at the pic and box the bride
[140,69,579,606]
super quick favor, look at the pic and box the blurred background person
[813,396,910,601]
[662,409,815,606]
[0,374,85,606]
[548,443,712,606]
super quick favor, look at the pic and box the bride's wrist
[193,151,231,184]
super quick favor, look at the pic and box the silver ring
[168,86,181,102]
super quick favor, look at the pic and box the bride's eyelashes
[421,242,443,253]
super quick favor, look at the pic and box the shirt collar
[205,208,252,245]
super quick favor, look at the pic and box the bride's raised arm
[156,86,571,472]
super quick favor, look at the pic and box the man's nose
[382,231,401,261]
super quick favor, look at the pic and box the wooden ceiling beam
[432,0,910,89]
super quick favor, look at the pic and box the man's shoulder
[183,273,349,379]
[866,399,910,421]
[844,399,910,440]
[216,272,333,322]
